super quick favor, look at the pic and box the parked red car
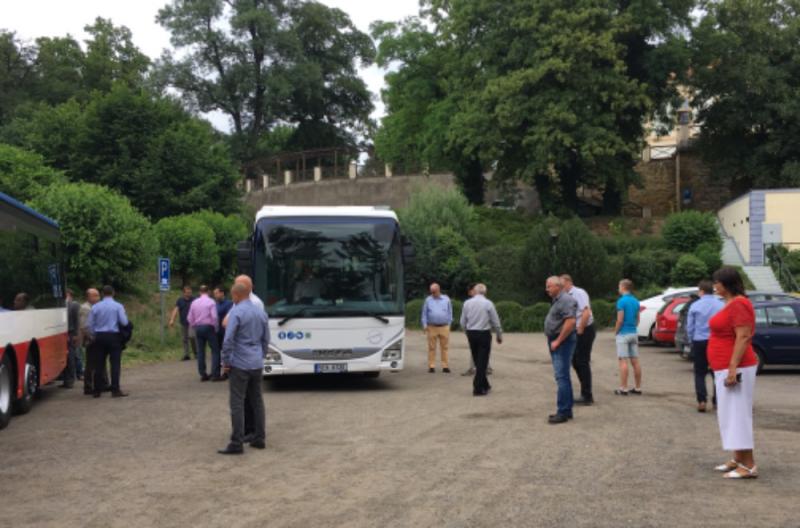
[653,296,692,346]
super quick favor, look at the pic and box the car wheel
[14,351,38,415]
[0,352,13,429]
[363,371,380,379]
[755,348,765,375]
[648,324,655,342]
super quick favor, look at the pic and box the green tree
[3,84,241,219]
[689,0,800,192]
[155,215,220,284]
[191,210,249,282]
[671,254,708,285]
[0,143,66,201]
[30,182,157,288]
[0,32,36,125]
[157,0,374,160]
[82,17,150,93]
[375,0,693,211]
[31,36,86,104]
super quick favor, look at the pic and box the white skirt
[714,365,757,451]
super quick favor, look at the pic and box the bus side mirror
[401,236,415,267]
[237,240,253,277]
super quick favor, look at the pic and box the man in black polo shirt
[169,285,196,361]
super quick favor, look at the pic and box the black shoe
[473,389,488,396]
[575,397,594,406]
[210,376,225,382]
[442,368,451,373]
[201,374,211,382]
[111,391,129,398]
[181,355,190,361]
[217,444,244,455]
[249,440,266,449]
[630,388,642,395]
[548,414,570,424]
[242,433,255,444]
[428,368,435,373]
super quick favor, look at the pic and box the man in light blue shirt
[421,283,453,373]
[686,280,724,412]
[219,282,269,455]
[87,285,129,397]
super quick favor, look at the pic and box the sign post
[158,257,171,344]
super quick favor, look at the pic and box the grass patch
[119,289,185,367]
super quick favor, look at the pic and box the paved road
[2,331,799,528]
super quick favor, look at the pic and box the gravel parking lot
[2,330,799,528]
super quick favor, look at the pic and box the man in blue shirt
[218,282,269,455]
[614,279,641,396]
[421,282,453,373]
[686,280,724,412]
[214,286,234,364]
[87,285,130,398]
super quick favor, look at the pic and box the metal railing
[765,243,800,292]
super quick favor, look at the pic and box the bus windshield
[254,217,404,318]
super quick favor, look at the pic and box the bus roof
[255,206,399,222]
[0,191,59,229]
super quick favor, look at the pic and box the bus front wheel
[364,372,380,379]
[0,352,13,429]
[14,352,38,415]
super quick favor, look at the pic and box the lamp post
[549,227,559,268]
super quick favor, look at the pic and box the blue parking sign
[159,257,170,291]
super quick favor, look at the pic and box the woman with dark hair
[707,267,758,479]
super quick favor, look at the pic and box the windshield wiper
[277,307,313,326]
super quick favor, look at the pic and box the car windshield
[254,217,404,318]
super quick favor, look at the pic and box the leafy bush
[521,218,612,301]
[0,143,66,201]
[477,245,531,304]
[495,301,525,332]
[155,215,219,284]
[636,284,666,301]
[191,210,249,282]
[30,182,156,288]
[451,299,463,330]
[662,211,721,253]
[601,235,667,256]
[399,186,475,297]
[531,302,552,319]
[591,299,616,328]
[428,226,481,297]
[521,305,545,332]
[671,254,708,285]
[694,241,722,275]
[621,249,679,287]
[405,299,424,329]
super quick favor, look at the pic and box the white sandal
[714,460,738,472]
[723,463,758,479]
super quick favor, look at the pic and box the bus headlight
[381,340,403,361]
[265,346,283,365]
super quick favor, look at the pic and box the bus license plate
[315,363,348,374]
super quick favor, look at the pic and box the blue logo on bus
[277,331,311,340]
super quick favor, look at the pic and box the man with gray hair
[459,283,502,396]
[544,276,578,424]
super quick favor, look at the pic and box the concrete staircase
[742,266,784,292]
[718,220,783,292]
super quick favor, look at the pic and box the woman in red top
[707,267,758,479]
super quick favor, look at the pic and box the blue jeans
[549,332,577,417]
[195,325,221,378]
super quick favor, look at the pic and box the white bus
[239,206,409,378]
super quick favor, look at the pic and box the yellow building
[718,189,800,265]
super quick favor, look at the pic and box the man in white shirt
[562,275,595,405]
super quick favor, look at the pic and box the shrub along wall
[406,299,616,333]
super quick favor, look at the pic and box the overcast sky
[2,0,421,130]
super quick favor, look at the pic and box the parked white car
[637,287,698,341]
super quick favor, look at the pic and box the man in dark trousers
[459,283,503,396]
[561,274,596,406]
[169,285,196,361]
[60,288,81,388]
[214,285,234,379]
[87,285,129,398]
[218,282,268,454]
